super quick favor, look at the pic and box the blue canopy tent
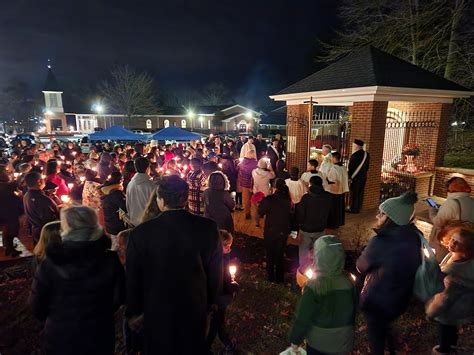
[150,127,203,141]
[89,126,146,141]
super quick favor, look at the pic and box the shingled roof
[276,46,470,96]
[43,68,60,92]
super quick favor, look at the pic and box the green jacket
[289,236,356,353]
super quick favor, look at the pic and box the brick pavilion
[270,46,473,210]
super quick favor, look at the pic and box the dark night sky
[0,0,339,109]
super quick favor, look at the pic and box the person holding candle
[45,160,69,199]
[426,222,474,355]
[0,167,24,257]
[288,235,356,355]
[100,171,127,246]
[23,172,60,245]
[206,229,239,354]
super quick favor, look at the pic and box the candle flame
[61,195,71,203]
[80,176,86,182]
[229,265,237,276]
[350,273,356,282]
[304,269,313,279]
[67,183,74,189]
[218,163,223,168]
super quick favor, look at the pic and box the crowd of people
[0,133,473,354]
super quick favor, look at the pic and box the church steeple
[42,60,67,132]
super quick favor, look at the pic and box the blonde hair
[440,221,474,253]
[245,149,257,159]
[141,187,161,223]
[34,221,62,261]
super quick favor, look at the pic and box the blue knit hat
[379,192,418,225]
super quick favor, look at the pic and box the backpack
[413,233,445,302]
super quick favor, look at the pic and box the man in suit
[126,175,223,354]
[267,138,281,171]
[347,139,370,213]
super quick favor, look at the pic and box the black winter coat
[0,181,23,225]
[126,209,223,355]
[23,189,59,242]
[29,236,125,355]
[204,172,235,232]
[258,192,292,240]
[357,224,421,319]
[296,185,331,233]
[100,186,127,235]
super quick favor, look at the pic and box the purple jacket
[238,158,258,189]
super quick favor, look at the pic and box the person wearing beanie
[288,235,356,354]
[347,138,370,213]
[356,192,422,355]
[429,177,474,261]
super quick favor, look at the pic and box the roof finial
[47,59,52,69]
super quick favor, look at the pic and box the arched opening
[146,119,152,129]
[238,120,247,133]
[164,119,170,128]
[181,119,187,128]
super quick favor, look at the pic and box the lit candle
[72,151,77,156]
[180,173,185,178]
[239,158,243,162]
[218,163,223,169]
[350,273,356,282]
[13,172,19,178]
[304,268,313,279]
[165,170,171,175]
[107,175,111,180]
[41,174,46,179]
[60,155,65,160]
[80,176,86,182]
[229,265,237,281]
[92,167,97,171]
[61,195,71,203]
[57,161,62,166]
[183,165,188,171]
[67,183,74,189]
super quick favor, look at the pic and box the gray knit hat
[379,192,418,226]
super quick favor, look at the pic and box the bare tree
[198,83,234,105]
[318,0,474,128]
[99,65,157,125]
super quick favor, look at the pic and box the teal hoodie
[289,235,356,353]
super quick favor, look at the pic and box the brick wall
[387,102,453,170]
[433,167,474,198]
[350,101,389,209]
[286,104,311,176]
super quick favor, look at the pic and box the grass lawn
[1,232,474,354]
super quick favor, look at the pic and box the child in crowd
[288,235,356,354]
[427,222,474,355]
[207,229,239,354]
[32,221,62,272]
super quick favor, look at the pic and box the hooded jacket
[126,173,156,226]
[296,185,331,233]
[29,235,125,355]
[100,184,127,235]
[204,171,235,232]
[289,236,356,353]
[426,254,474,325]
[356,224,421,319]
[252,167,275,196]
[97,153,114,183]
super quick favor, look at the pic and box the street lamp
[92,103,105,129]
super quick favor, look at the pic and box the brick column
[286,104,311,176]
[350,101,388,210]
[433,103,452,166]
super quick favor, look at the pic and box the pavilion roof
[276,46,470,96]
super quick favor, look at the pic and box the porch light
[245,112,252,118]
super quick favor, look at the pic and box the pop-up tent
[150,127,202,141]
[89,126,146,141]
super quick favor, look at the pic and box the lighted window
[181,119,186,128]
[164,119,170,128]
[208,120,211,129]
[146,119,152,129]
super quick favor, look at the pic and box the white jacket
[325,164,349,195]
[126,173,156,226]
[252,168,275,196]
[285,178,307,205]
